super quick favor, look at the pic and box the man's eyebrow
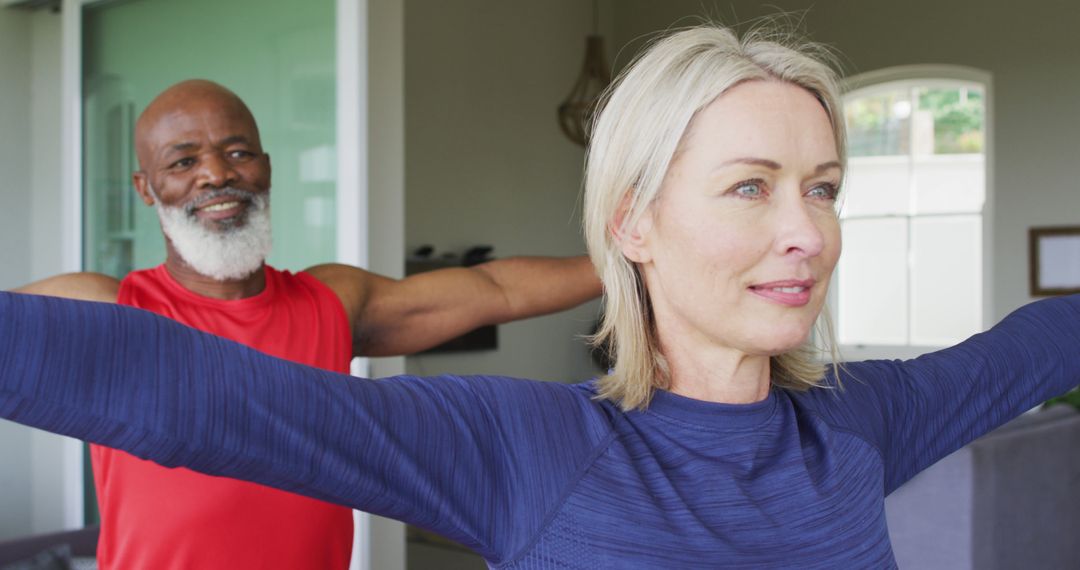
[219,135,251,146]
[159,136,253,159]
[160,142,198,158]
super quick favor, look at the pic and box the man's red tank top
[93,264,354,570]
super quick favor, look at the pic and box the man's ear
[610,192,654,264]
[261,153,272,192]
[132,172,156,206]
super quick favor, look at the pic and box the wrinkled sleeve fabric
[798,294,1080,494]
[0,292,608,563]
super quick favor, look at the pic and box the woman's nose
[773,190,827,259]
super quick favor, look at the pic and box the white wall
[403,0,606,383]
[0,6,69,542]
[0,6,37,542]
[26,10,70,540]
[30,10,64,283]
[401,8,607,566]
[0,8,33,291]
[0,7,64,288]
[612,0,1080,324]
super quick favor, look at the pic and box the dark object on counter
[406,246,497,353]
[462,246,494,267]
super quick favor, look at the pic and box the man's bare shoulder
[303,262,361,281]
[11,272,120,303]
[302,263,379,324]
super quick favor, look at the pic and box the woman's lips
[747,279,815,307]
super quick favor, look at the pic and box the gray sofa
[0,526,97,570]
[886,405,1080,569]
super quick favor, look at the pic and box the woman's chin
[748,325,814,356]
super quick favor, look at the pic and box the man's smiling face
[133,83,272,232]
[131,80,274,281]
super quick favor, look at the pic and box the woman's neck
[659,330,772,405]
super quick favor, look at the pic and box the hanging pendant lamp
[557,1,611,146]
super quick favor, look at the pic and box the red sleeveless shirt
[93,264,353,570]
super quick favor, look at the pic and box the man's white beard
[151,186,273,281]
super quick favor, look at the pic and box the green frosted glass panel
[82,0,337,278]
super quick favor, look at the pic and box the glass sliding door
[82,0,338,277]
[80,0,338,525]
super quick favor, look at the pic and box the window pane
[915,86,984,154]
[846,89,910,157]
[838,218,909,345]
[910,216,982,345]
[916,87,985,155]
[842,156,910,217]
[83,0,337,277]
[839,79,985,350]
[912,155,984,214]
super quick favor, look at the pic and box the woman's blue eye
[807,183,839,200]
[732,181,764,198]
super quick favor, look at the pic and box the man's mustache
[182,188,262,216]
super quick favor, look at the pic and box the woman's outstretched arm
[0,291,605,562]
[798,294,1080,494]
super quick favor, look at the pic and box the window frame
[830,65,994,361]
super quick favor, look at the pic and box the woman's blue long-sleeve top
[0,292,1078,568]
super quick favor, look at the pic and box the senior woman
[1,24,1079,569]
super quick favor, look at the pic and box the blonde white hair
[585,22,846,411]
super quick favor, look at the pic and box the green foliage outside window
[845,86,984,157]
[1045,387,1080,412]
[846,91,908,157]
[917,88,984,154]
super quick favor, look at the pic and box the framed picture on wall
[1029,226,1080,296]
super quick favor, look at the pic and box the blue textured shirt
[1,292,1078,568]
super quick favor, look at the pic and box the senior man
[16,79,600,570]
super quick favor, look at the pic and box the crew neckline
[643,386,779,430]
[154,264,276,310]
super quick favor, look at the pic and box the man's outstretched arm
[10,273,120,303]
[306,255,601,357]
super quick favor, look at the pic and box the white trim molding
[58,0,89,530]
[337,0,368,273]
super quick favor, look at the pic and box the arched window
[834,67,992,357]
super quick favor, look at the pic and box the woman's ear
[610,193,654,264]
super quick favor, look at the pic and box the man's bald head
[130,79,273,282]
[134,79,262,171]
